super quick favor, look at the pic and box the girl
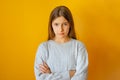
[34,6,88,80]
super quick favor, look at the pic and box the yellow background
[0,0,120,80]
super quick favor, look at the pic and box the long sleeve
[71,43,88,80]
[34,43,70,80]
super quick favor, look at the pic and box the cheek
[66,26,70,32]
[52,26,57,33]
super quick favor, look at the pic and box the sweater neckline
[49,38,74,45]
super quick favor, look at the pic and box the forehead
[52,16,68,23]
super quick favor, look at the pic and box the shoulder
[73,39,88,57]
[72,39,86,48]
[37,41,49,49]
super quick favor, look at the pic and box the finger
[40,66,51,73]
[40,68,46,73]
[40,65,47,71]
[39,64,46,73]
[40,67,50,73]
[41,68,50,73]
[43,62,49,69]
[39,64,51,73]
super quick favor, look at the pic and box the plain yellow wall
[0,0,120,80]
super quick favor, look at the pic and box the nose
[60,24,64,32]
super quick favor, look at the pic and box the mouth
[59,33,64,35]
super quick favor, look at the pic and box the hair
[48,6,76,40]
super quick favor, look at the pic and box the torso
[46,39,79,72]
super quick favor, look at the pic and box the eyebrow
[64,22,69,23]
[53,21,69,23]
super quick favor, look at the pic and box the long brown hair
[48,6,76,40]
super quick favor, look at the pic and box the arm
[34,43,71,80]
[71,43,88,80]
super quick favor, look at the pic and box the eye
[63,22,68,26]
[54,23,59,26]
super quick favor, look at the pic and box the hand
[39,62,51,74]
[69,70,76,78]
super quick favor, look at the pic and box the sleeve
[71,43,88,80]
[34,43,71,80]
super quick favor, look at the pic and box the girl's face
[52,16,70,39]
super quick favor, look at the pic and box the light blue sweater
[34,38,88,80]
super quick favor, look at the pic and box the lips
[59,33,64,35]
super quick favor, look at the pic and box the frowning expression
[52,16,70,39]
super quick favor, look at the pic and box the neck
[53,37,70,43]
